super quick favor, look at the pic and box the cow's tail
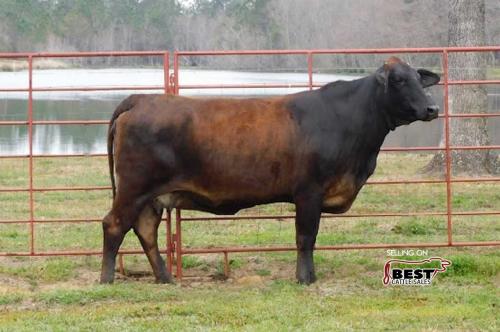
[108,95,142,199]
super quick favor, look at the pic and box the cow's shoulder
[284,90,329,128]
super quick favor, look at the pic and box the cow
[100,57,440,284]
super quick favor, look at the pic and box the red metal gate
[0,47,499,280]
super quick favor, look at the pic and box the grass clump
[256,269,271,276]
[0,294,24,305]
[181,255,205,269]
[392,217,445,235]
[0,258,78,284]
[442,253,499,282]
[36,284,177,305]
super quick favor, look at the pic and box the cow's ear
[376,66,389,92]
[418,69,440,88]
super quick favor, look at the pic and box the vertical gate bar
[28,55,35,255]
[442,50,453,245]
[166,209,173,273]
[173,52,179,95]
[118,253,125,275]
[223,251,230,278]
[307,52,313,90]
[175,208,183,280]
[163,52,169,94]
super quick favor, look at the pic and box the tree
[0,0,51,51]
[424,0,499,175]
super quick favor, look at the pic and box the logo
[383,257,451,286]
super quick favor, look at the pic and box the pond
[0,68,498,155]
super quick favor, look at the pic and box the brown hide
[113,95,304,213]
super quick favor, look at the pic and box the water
[0,99,116,155]
[0,68,498,155]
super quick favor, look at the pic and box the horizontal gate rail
[0,86,164,92]
[2,145,500,159]
[1,209,499,224]
[1,241,499,258]
[2,177,500,194]
[0,47,498,281]
[1,111,499,127]
[6,115,496,127]
[0,154,108,159]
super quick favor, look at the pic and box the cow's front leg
[294,189,322,285]
[133,204,173,284]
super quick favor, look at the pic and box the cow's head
[376,57,440,129]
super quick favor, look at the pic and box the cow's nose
[427,105,439,116]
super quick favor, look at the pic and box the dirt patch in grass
[38,269,99,292]
[113,253,296,287]
[0,275,32,294]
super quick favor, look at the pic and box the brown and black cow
[100,57,440,284]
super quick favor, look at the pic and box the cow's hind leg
[101,210,131,284]
[101,189,148,284]
[133,203,173,283]
[294,189,322,285]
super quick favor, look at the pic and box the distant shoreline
[0,59,70,72]
[3,60,498,78]
[0,59,370,75]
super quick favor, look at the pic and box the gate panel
[0,48,498,281]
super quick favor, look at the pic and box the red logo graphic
[383,257,451,286]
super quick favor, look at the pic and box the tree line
[0,0,499,70]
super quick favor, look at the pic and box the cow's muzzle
[424,105,439,121]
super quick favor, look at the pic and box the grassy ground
[0,153,499,331]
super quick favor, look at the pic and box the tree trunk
[424,0,499,175]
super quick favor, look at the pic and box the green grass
[0,285,493,330]
[0,250,498,331]
[391,217,446,235]
[0,258,77,284]
[0,153,499,330]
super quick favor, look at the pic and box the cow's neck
[322,76,391,153]
[309,75,391,187]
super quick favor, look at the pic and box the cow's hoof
[297,276,317,285]
[296,271,317,285]
[100,278,114,284]
[100,272,115,284]
[155,276,175,284]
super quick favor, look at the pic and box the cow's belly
[323,193,354,209]
[322,175,360,213]
[322,193,356,213]
[155,188,291,215]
